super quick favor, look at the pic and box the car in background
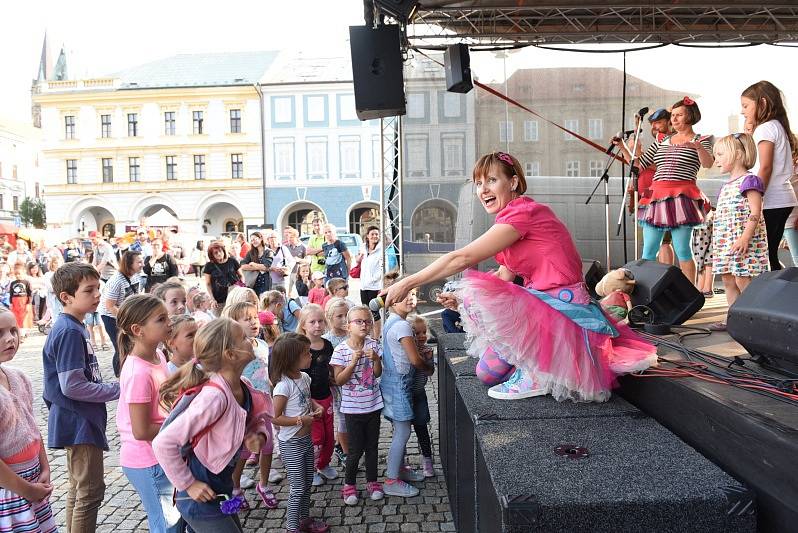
[300,232,364,254]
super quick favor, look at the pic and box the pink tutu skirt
[457,270,658,403]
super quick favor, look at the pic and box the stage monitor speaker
[623,259,704,326]
[349,25,406,121]
[444,43,473,93]
[728,268,798,374]
[582,259,606,299]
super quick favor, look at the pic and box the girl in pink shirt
[153,318,271,533]
[116,294,181,533]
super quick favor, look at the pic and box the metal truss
[408,3,798,46]
[380,116,403,275]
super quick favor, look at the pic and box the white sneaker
[240,474,256,489]
[318,465,339,480]
[312,472,326,486]
[383,479,419,498]
[268,468,284,483]
[487,368,546,400]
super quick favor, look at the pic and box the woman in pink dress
[384,152,657,402]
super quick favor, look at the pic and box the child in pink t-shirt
[116,294,182,533]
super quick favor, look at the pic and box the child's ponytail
[159,317,240,409]
[116,294,166,370]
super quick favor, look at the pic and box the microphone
[368,296,384,313]
[607,130,637,154]
[637,106,649,118]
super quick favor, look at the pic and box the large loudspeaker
[349,25,406,121]
[623,259,704,325]
[728,268,798,374]
[444,43,473,93]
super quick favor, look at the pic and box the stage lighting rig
[372,0,419,23]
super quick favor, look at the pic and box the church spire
[36,32,53,81]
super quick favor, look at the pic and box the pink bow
[496,152,514,167]
[683,96,695,106]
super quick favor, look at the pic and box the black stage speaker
[444,43,473,93]
[349,25,406,120]
[728,268,798,374]
[623,259,704,326]
[582,259,606,299]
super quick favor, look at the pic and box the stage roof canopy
[409,1,798,46]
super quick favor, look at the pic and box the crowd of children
[1,259,438,533]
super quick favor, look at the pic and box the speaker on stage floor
[728,267,798,374]
[582,259,606,299]
[623,259,704,326]
[349,25,406,120]
[444,43,473,93]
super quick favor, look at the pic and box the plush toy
[595,268,636,322]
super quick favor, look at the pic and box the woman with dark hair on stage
[382,152,657,403]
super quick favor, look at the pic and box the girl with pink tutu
[384,152,657,402]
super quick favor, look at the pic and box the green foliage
[19,197,46,228]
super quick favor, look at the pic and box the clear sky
[2,0,797,136]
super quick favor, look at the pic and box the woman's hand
[731,237,750,256]
[436,292,459,311]
[383,277,415,308]
[186,480,216,503]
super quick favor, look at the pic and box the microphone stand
[616,114,646,260]
[585,143,622,270]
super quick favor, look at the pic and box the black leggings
[413,423,432,457]
[344,409,381,485]
[764,207,793,270]
[360,289,381,321]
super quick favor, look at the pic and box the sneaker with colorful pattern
[256,483,278,509]
[342,484,359,506]
[487,368,546,400]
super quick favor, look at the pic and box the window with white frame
[524,120,539,142]
[194,155,206,179]
[442,134,465,176]
[274,139,294,180]
[129,157,140,182]
[166,156,177,180]
[339,137,361,179]
[306,138,328,179]
[231,153,244,179]
[338,94,357,122]
[589,160,604,178]
[164,112,176,135]
[442,92,462,118]
[406,135,429,177]
[101,114,111,138]
[65,116,75,139]
[273,97,293,124]
[306,96,326,123]
[566,160,580,177]
[588,119,603,140]
[66,159,77,184]
[406,93,426,119]
[127,113,138,137]
[563,119,578,140]
[525,161,541,177]
[102,158,114,183]
[192,111,204,135]
[499,121,514,142]
[230,109,242,133]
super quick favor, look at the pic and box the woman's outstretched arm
[383,223,520,307]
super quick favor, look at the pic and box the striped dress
[0,367,57,533]
[637,134,713,229]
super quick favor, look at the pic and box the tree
[19,197,46,228]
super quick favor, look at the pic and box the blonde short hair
[715,133,757,170]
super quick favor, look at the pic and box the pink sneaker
[256,483,278,509]
[341,483,358,506]
[422,457,435,478]
[299,517,330,533]
[366,481,384,501]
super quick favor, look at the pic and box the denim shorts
[84,312,100,326]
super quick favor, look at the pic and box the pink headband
[682,96,695,106]
[496,152,515,167]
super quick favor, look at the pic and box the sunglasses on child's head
[349,319,373,326]
[336,285,348,291]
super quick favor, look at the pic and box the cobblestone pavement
[13,330,454,532]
